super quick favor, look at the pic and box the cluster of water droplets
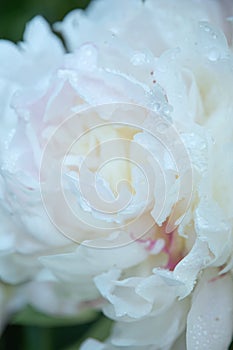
[198,21,225,62]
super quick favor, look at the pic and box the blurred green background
[0,0,91,41]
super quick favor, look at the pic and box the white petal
[195,199,232,266]
[94,271,183,321]
[187,269,233,350]
[111,298,189,347]
[155,239,211,298]
[94,270,152,319]
[0,16,64,86]
[40,231,148,280]
[80,339,106,350]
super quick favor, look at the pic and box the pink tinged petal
[155,239,211,298]
[186,270,233,350]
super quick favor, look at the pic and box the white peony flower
[1,0,233,349]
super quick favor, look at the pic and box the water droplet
[110,27,119,35]
[161,104,173,117]
[211,136,216,144]
[200,22,211,32]
[153,102,161,111]
[131,53,146,66]
[22,110,30,122]
[76,44,98,70]
[212,32,217,40]
[199,141,207,150]
[81,44,95,57]
[156,122,169,133]
[208,48,220,61]
[162,107,170,116]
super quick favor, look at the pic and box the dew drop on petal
[76,44,98,70]
[199,22,211,32]
[156,121,170,133]
[208,48,220,62]
[131,53,147,66]
[161,104,173,122]
[152,102,161,112]
[212,32,217,40]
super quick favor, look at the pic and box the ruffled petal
[187,269,233,350]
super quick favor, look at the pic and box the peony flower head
[1,0,233,349]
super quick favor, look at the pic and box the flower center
[69,124,139,195]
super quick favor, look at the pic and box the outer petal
[110,298,190,348]
[195,199,232,266]
[39,232,148,280]
[155,239,211,298]
[186,269,233,350]
[57,0,232,54]
[0,16,64,86]
[94,271,179,320]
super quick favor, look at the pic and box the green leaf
[66,315,113,350]
[12,305,98,327]
[23,327,52,350]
